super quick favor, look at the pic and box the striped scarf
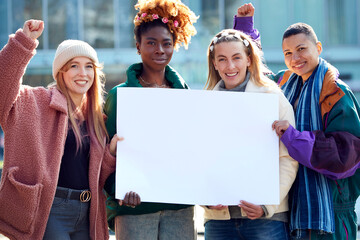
[281,58,335,238]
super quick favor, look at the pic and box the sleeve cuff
[14,29,39,50]
[261,205,269,217]
[280,124,296,147]
[103,145,116,170]
[233,16,254,34]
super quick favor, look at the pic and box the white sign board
[115,88,279,205]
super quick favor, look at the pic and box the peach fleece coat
[0,30,115,240]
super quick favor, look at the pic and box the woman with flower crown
[103,0,198,239]
[202,29,298,240]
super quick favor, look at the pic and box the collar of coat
[214,77,282,95]
[49,87,68,114]
[279,67,345,119]
[124,63,188,89]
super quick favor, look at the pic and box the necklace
[139,75,168,88]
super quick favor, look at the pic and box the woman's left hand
[109,134,124,156]
[238,200,264,220]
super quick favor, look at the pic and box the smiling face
[212,41,251,89]
[136,25,174,72]
[62,57,94,103]
[282,33,322,81]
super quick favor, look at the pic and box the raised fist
[237,3,255,17]
[23,19,44,40]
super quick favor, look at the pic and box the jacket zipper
[342,220,349,240]
[335,180,342,194]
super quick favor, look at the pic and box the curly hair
[134,0,198,49]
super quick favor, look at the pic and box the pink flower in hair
[136,16,141,21]
[174,20,179,27]
[162,18,168,23]
[141,13,147,18]
[152,14,159,19]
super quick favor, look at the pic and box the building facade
[0,0,359,97]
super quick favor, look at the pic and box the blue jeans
[205,218,290,240]
[115,206,195,240]
[43,187,90,240]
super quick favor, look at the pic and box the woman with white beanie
[0,19,122,239]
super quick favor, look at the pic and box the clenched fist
[237,3,255,17]
[23,19,44,40]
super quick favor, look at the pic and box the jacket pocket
[0,166,43,234]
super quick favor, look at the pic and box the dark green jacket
[104,63,190,230]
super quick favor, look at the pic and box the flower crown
[135,12,179,29]
[209,31,250,52]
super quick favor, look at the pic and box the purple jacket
[233,16,360,180]
[282,125,360,180]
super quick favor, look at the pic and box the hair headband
[209,31,250,52]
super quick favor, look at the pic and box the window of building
[48,0,79,49]
[201,0,220,35]
[327,0,359,46]
[10,0,44,48]
[84,0,115,48]
[115,0,138,48]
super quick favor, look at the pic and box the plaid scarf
[281,58,335,238]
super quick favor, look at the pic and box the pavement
[0,230,358,239]
[0,204,358,239]
[0,233,202,240]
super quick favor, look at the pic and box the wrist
[260,205,268,217]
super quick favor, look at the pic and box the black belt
[55,188,91,202]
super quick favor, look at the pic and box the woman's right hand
[237,3,255,17]
[272,120,290,137]
[23,19,44,40]
[118,191,141,207]
[109,134,124,157]
[238,200,263,220]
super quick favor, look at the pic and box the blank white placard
[115,88,279,205]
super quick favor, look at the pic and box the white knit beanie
[52,40,99,80]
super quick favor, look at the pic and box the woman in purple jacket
[234,4,360,239]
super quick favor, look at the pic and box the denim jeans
[43,187,90,240]
[115,206,195,240]
[205,218,290,240]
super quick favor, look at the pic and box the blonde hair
[134,0,198,50]
[54,59,108,150]
[205,29,277,90]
